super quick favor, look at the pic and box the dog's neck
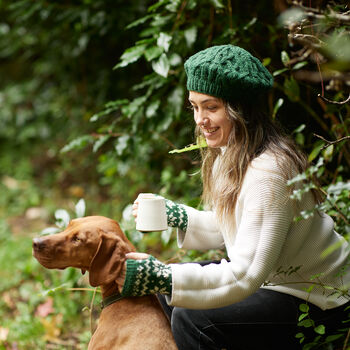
[100,281,121,299]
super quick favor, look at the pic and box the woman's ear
[88,231,127,287]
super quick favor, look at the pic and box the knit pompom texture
[184,45,273,101]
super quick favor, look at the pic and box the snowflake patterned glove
[121,256,172,297]
[165,199,188,232]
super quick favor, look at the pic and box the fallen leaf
[35,297,54,317]
[40,313,63,342]
[0,327,9,341]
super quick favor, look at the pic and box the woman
[119,45,350,349]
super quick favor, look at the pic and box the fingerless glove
[121,256,172,297]
[165,199,188,232]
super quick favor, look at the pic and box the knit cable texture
[184,44,273,101]
[121,256,172,297]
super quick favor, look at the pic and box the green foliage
[0,0,349,348]
[0,217,91,349]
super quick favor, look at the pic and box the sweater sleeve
[168,170,294,309]
[176,205,224,250]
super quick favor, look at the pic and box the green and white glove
[165,199,188,232]
[121,256,172,297]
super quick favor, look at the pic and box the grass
[0,218,95,349]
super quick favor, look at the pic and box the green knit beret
[184,45,273,102]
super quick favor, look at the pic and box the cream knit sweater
[168,152,350,310]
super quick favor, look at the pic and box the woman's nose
[195,110,209,126]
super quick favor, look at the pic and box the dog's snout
[33,237,45,250]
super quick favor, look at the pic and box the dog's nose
[32,237,45,251]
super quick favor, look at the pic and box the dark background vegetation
[0,0,349,349]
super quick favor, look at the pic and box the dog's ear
[88,231,127,287]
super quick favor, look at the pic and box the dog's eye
[71,235,80,242]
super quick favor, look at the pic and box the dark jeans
[158,261,349,350]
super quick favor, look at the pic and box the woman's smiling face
[189,91,232,148]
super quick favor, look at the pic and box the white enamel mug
[136,193,168,232]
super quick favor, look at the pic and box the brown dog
[33,216,177,350]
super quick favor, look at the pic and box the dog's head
[33,216,135,287]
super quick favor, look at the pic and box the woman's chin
[206,140,225,148]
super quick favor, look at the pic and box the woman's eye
[207,105,217,111]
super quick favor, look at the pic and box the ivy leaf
[93,135,110,153]
[115,135,130,156]
[314,325,325,335]
[284,77,300,102]
[325,334,344,342]
[209,0,224,9]
[125,14,154,29]
[293,61,308,70]
[308,141,325,162]
[75,199,86,218]
[157,32,172,52]
[299,303,309,313]
[167,86,184,118]
[60,135,94,153]
[322,144,334,161]
[293,124,306,134]
[55,209,70,228]
[152,53,170,77]
[114,44,147,69]
[40,227,60,236]
[184,26,197,47]
[273,68,288,76]
[262,57,271,67]
[272,98,284,119]
[298,319,313,328]
[144,45,163,61]
[298,313,308,321]
[146,99,161,118]
[281,50,290,66]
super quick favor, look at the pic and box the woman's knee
[171,307,198,334]
[171,307,220,350]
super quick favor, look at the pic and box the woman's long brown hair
[197,97,314,223]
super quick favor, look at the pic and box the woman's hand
[132,193,188,232]
[118,254,172,297]
[117,252,150,293]
[132,193,156,220]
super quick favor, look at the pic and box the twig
[319,188,350,226]
[46,339,77,348]
[289,1,350,24]
[343,327,350,350]
[227,0,233,31]
[67,287,101,292]
[286,48,313,66]
[288,33,324,50]
[317,93,350,105]
[90,287,98,335]
[91,132,122,138]
[207,6,215,45]
[158,134,195,163]
[313,133,350,150]
[171,0,187,32]
[308,1,325,97]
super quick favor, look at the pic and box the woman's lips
[202,127,219,137]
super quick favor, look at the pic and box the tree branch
[317,93,350,105]
[288,33,325,50]
[313,133,350,150]
[289,1,350,25]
